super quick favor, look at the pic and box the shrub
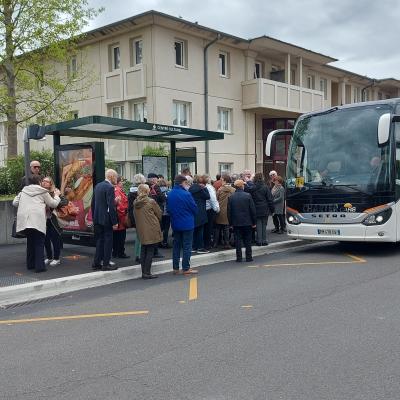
[0,150,54,195]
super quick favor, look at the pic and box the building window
[68,56,77,78]
[218,162,233,174]
[112,105,124,119]
[219,51,229,77]
[291,69,296,85]
[115,162,125,176]
[307,75,315,90]
[131,39,143,65]
[217,107,232,133]
[68,111,79,119]
[110,44,120,71]
[132,102,147,122]
[254,62,263,79]
[173,101,190,127]
[130,161,142,176]
[319,78,328,100]
[378,92,383,100]
[174,39,187,67]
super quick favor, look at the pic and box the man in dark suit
[92,169,119,271]
[228,179,256,262]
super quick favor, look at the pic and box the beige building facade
[2,10,400,179]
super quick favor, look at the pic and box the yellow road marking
[188,277,198,301]
[252,253,366,269]
[345,253,367,263]
[241,305,253,309]
[0,310,149,325]
[178,300,186,304]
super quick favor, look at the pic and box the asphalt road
[1,241,400,399]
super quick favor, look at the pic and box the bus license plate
[317,229,341,236]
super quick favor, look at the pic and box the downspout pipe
[204,34,221,174]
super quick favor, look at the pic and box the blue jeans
[173,229,193,271]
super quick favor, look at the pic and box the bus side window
[395,123,400,187]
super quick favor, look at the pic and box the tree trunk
[4,0,18,158]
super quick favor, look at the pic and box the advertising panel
[55,143,104,245]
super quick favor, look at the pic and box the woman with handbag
[41,177,68,266]
[13,175,61,273]
[112,175,130,259]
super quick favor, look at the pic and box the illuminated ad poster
[55,143,104,238]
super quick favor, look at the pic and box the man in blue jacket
[167,175,198,275]
[91,169,119,271]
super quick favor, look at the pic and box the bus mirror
[265,129,293,156]
[377,113,391,145]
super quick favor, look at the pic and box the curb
[0,239,314,307]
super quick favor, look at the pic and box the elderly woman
[128,173,146,263]
[41,176,68,266]
[133,184,162,279]
[271,176,286,234]
[13,175,61,272]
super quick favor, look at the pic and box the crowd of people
[12,160,286,279]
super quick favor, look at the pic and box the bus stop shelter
[26,115,225,179]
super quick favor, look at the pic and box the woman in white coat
[13,175,61,272]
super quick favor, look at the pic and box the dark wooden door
[262,118,295,178]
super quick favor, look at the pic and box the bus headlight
[287,211,301,225]
[362,208,392,226]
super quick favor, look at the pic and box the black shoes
[153,254,164,259]
[35,269,47,273]
[142,274,158,279]
[102,264,118,271]
[92,264,102,271]
[236,259,243,263]
[246,258,254,262]
[117,254,130,259]
[271,229,280,233]
[262,242,269,246]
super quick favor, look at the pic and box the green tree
[0,0,102,158]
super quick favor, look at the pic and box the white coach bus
[266,99,400,242]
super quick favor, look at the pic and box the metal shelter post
[53,132,60,186]
[170,141,176,180]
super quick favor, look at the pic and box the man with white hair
[91,169,119,271]
[20,160,42,190]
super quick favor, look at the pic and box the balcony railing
[104,64,146,104]
[242,78,325,114]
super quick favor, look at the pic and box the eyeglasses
[32,165,41,169]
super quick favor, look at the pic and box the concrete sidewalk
[0,225,290,287]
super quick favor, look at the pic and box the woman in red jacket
[112,176,130,259]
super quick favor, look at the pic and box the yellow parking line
[188,277,198,301]
[0,310,149,325]
[253,253,367,269]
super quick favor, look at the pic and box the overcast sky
[87,0,400,79]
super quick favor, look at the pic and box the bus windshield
[287,105,393,195]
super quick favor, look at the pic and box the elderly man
[167,175,198,275]
[20,160,42,190]
[228,179,256,262]
[91,169,119,271]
